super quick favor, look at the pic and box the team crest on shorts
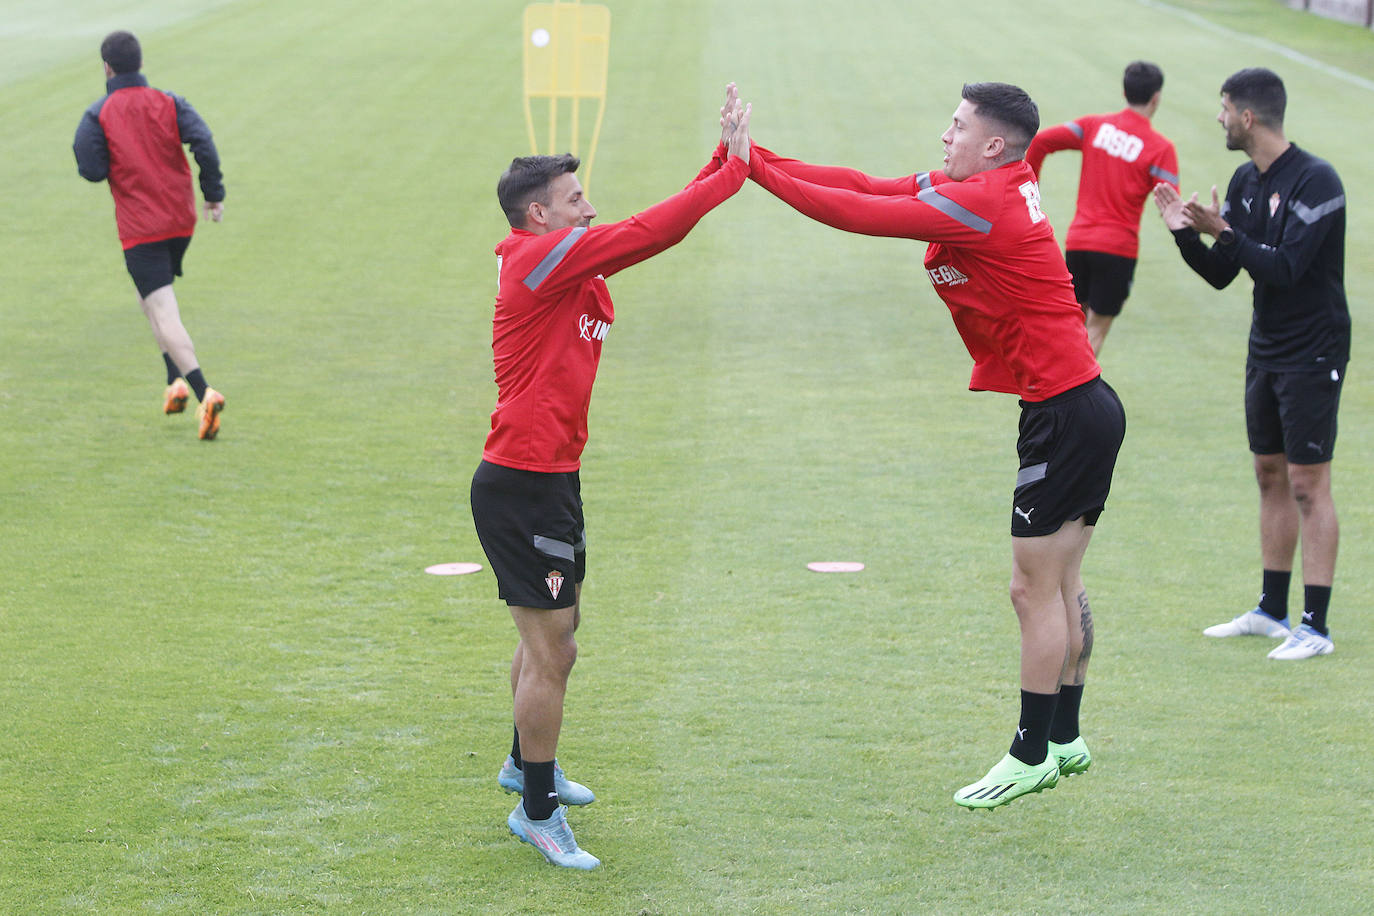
[545,570,565,600]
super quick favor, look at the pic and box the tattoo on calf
[1075,590,1094,679]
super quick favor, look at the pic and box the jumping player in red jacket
[471,96,752,869]
[739,82,1125,810]
[1026,61,1179,356]
[74,31,227,439]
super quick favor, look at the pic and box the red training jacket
[1025,108,1178,259]
[748,145,1100,401]
[483,154,748,472]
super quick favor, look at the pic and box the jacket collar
[106,72,149,93]
[1270,143,1299,172]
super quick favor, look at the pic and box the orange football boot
[163,378,190,414]
[197,388,225,440]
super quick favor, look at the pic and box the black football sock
[162,352,181,385]
[510,725,522,768]
[1301,585,1331,635]
[1258,569,1291,622]
[185,369,208,402]
[1049,683,1084,744]
[1008,689,1058,765]
[521,759,558,821]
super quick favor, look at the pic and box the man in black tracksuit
[1155,67,1347,661]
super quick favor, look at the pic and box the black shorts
[470,460,586,609]
[1012,377,1126,537]
[1245,365,1344,464]
[1064,250,1136,318]
[124,236,191,298]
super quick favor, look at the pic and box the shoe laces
[540,809,576,850]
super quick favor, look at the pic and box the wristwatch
[1217,226,1237,247]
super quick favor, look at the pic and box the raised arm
[1149,142,1180,192]
[1024,121,1084,177]
[712,83,915,196]
[750,146,989,244]
[751,144,919,196]
[533,154,748,295]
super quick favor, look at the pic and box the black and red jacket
[73,72,224,249]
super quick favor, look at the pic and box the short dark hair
[1123,61,1164,105]
[497,154,580,228]
[1221,67,1286,128]
[100,31,142,75]
[961,82,1039,160]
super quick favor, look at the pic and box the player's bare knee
[1287,465,1330,510]
[1008,578,1040,617]
[527,638,576,684]
[549,636,577,679]
[1289,481,1329,516]
[1254,460,1289,493]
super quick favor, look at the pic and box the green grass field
[2,0,1372,912]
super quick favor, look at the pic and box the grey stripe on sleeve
[1066,122,1084,139]
[915,172,933,190]
[1149,165,1179,185]
[523,227,587,291]
[916,187,993,234]
[1016,462,1048,488]
[533,535,576,563]
[1291,195,1345,224]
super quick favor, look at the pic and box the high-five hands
[720,82,739,147]
[720,82,751,165]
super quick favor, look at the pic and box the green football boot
[1048,736,1092,777]
[954,753,1059,809]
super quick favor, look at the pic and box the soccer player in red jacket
[740,82,1125,809]
[470,101,752,869]
[73,31,226,439]
[1026,61,1180,355]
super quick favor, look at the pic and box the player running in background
[73,30,227,439]
[1155,67,1347,661]
[736,82,1125,809]
[1025,61,1179,356]
[471,98,752,869]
